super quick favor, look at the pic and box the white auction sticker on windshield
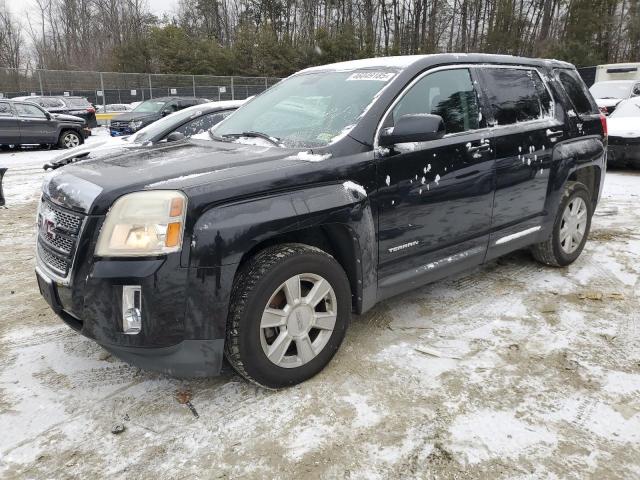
[346,72,395,82]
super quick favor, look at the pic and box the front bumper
[35,194,238,377]
[36,251,235,377]
[102,339,225,377]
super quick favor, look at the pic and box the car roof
[141,96,208,102]
[179,100,246,115]
[4,98,41,104]
[298,53,573,74]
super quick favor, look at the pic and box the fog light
[122,285,142,334]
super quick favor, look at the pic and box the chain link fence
[0,68,281,105]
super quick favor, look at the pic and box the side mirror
[379,114,446,146]
[45,112,52,120]
[166,132,186,142]
[161,109,173,117]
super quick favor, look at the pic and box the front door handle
[546,129,564,139]
[466,141,490,153]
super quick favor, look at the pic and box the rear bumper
[608,142,640,167]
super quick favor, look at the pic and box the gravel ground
[1,139,639,479]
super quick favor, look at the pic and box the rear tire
[225,243,351,389]
[531,181,592,267]
[58,130,83,149]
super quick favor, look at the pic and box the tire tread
[225,243,340,389]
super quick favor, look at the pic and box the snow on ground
[0,128,110,206]
[0,149,639,478]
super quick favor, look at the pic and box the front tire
[225,243,351,389]
[58,130,82,149]
[531,181,593,267]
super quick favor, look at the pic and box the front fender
[183,182,377,341]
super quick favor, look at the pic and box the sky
[6,0,178,28]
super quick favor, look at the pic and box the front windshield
[610,100,640,118]
[590,82,632,99]
[128,105,210,143]
[133,100,167,113]
[212,69,398,148]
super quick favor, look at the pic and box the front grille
[110,121,128,129]
[37,242,68,276]
[37,198,86,279]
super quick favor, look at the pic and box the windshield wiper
[221,131,282,147]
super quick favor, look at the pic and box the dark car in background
[12,95,98,129]
[45,100,245,169]
[109,97,209,136]
[0,99,87,149]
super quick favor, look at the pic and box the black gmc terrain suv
[36,54,606,388]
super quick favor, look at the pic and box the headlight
[96,191,187,257]
[128,120,143,130]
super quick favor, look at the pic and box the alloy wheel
[64,133,80,148]
[259,273,337,368]
[559,197,587,254]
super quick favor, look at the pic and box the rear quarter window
[556,69,599,116]
[39,98,65,109]
[480,68,553,125]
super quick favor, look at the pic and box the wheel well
[237,225,361,311]
[568,165,600,208]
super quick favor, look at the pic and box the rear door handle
[466,141,490,153]
[546,129,564,138]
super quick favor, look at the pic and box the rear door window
[556,69,598,116]
[389,68,481,134]
[174,109,233,136]
[0,102,13,116]
[480,68,553,125]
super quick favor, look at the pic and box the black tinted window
[175,110,233,136]
[482,68,553,125]
[391,68,480,134]
[0,102,12,115]
[557,69,597,115]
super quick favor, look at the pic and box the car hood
[51,113,85,123]
[48,136,140,167]
[111,112,159,122]
[42,138,348,215]
[595,98,623,108]
[607,117,640,138]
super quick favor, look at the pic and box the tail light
[600,113,608,138]
[599,106,608,115]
